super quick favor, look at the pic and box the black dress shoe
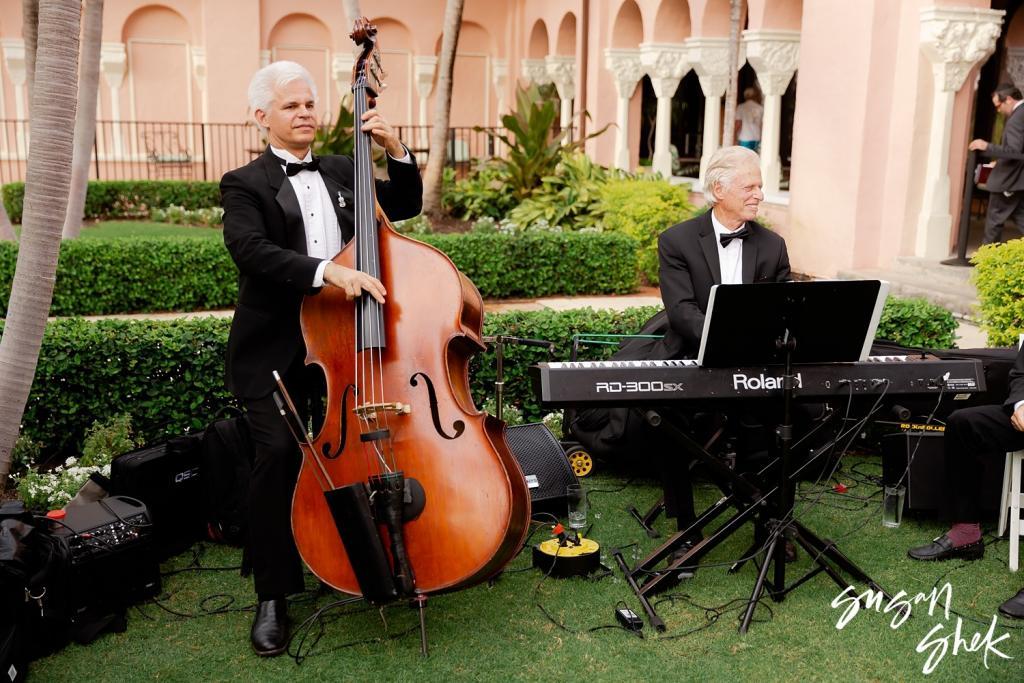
[251,599,288,656]
[998,588,1024,619]
[907,534,984,562]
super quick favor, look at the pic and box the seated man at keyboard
[907,343,1024,619]
[652,146,791,541]
[571,147,791,546]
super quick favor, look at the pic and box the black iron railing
[0,120,525,184]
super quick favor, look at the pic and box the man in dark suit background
[907,343,1024,619]
[221,61,422,656]
[970,84,1024,245]
[653,145,791,540]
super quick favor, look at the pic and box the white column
[260,50,271,68]
[413,56,437,153]
[918,6,1003,259]
[521,58,550,86]
[545,55,577,139]
[604,48,643,170]
[743,30,799,195]
[1,39,28,157]
[687,37,730,182]
[640,43,689,178]
[491,58,508,155]
[1007,47,1024,94]
[331,52,356,109]
[101,43,128,160]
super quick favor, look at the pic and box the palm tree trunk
[0,203,15,242]
[722,0,743,147]
[341,0,362,25]
[22,0,39,107]
[421,0,465,219]
[0,0,81,486]
[63,0,104,239]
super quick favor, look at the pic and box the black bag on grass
[201,416,252,546]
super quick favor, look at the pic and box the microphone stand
[484,335,556,421]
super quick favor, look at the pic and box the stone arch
[122,5,194,126]
[556,13,576,56]
[432,22,493,128]
[652,0,691,43]
[699,0,732,37]
[267,14,333,112]
[369,17,415,125]
[610,1,643,49]
[528,19,549,58]
[749,0,803,31]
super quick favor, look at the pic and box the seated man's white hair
[247,61,318,129]
[702,146,760,206]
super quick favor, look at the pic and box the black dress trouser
[942,404,1024,521]
[242,359,325,598]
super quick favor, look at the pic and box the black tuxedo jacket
[987,103,1024,193]
[655,210,791,359]
[221,148,423,398]
[1004,344,1024,411]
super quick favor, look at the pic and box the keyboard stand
[625,409,775,631]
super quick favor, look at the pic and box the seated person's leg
[908,405,1024,561]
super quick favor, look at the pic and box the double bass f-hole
[409,372,465,440]
[321,383,355,460]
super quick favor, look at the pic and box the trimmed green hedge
[0,232,639,316]
[0,237,236,316]
[2,180,221,222]
[973,240,1024,347]
[7,297,953,461]
[875,296,957,349]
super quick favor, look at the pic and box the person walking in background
[970,83,1024,245]
[735,87,763,154]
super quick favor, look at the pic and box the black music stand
[626,280,896,633]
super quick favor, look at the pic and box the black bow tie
[285,156,320,176]
[719,226,750,248]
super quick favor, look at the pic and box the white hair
[702,146,760,205]
[247,61,318,128]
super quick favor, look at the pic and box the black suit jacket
[221,147,423,398]
[987,103,1024,193]
[1004,344,1024,411]
[656,210,791,359]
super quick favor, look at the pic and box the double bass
[284,19,531,601]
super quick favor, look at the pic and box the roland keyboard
[530,356,986,408]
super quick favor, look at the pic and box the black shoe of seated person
[907,534,984,562]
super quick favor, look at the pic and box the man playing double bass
[221,60,422,656]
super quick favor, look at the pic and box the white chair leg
[999,452,1013,537]
[1010,454,1022,572]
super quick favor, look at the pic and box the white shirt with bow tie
[710,210,746,285]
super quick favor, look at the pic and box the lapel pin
[337,191,347,209]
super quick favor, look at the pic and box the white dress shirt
[270,145,415,287]
[710,209,745,285]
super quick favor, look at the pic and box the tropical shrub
[972,240,1024,346]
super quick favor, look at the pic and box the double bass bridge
[354,402,413,422]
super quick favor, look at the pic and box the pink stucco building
[1,1,1021,279]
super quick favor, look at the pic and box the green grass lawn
[29,455,1024,681]
[78,221,222,239]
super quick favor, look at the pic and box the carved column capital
[686,37,731,99]
[100,42,128,91]
[492,58,508,91]
[521,58,550,85]
[1008,47,1024,94]
[412,55,438,99]
[604,48,643,99]
[742,30,799,96]
[0,39,26,87]
[920,6,1004,92]
[545,55,577,100]
[639,43,689,98]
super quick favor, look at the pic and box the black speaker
[505,423,579,513]
[881,430,1003,517]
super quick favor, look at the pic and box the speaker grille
[505,423,579,510]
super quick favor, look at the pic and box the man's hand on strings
[361,109,405,158]
[323,263,386,303]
